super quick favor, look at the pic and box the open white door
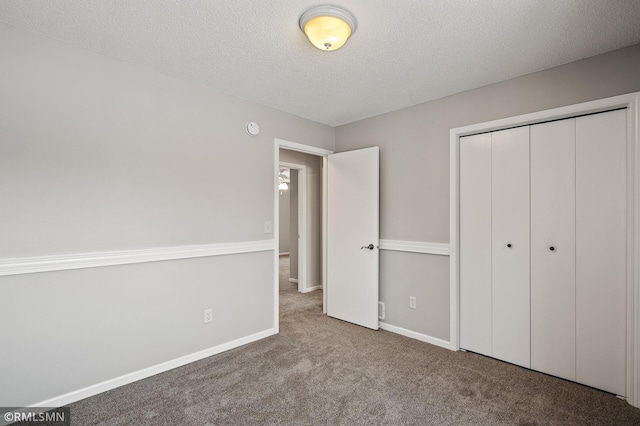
[327,147,379,330]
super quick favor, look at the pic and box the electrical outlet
[409,296,416,309]
[378,301,385,320]
[264,221,272,233]
[204,308,213,323]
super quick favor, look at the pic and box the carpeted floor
[66,256,640,425]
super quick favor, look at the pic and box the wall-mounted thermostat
[246,122,260,136]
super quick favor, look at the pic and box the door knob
[549,246,555,251]
[361,244,374,250]
[507,243,512,248]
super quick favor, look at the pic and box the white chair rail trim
[379,239,450,256]
[0,240,275,277]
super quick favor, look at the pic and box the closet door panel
[491,127,530,368]
[576,109,627,396]
[530,119,576,381]
[459,133,492,356]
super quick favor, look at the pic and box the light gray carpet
[66,256,640,425]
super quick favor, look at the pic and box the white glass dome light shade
[299,6,357,51]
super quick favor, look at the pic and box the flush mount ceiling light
[299,5,357,51]
[279,168,290,193]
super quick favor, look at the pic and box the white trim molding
[379,322,452,350]
[280,160,308,294]
[379,239,449,256]
[289,278,299,283]
[31,328,275,408]
[0,240,275,277]
[449,92,640,408]
[276,138,333,156]
[302,285,322,293]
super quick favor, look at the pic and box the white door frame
[449,92,640,407]
[279,161,307,293]
[274,138,333,333]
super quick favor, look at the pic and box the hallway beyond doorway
[279,255,322,314]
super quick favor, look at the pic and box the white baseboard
[302,285,322,293]
[30,328,275,408]
[279,252,290,256]
[289,278,298,283]
[379,322,452,350]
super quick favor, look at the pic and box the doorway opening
[273,139,332,334]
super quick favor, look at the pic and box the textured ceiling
[1,1,639,127]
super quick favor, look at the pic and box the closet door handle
[507,243,512,248]
[549,246,555,251]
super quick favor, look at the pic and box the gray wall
[335,43,640,341]
[1,253,272,406]
[279,150,323,289]
[278,171,290,254]
[0,23,334,406]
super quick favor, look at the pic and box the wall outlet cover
[409,296,416,309]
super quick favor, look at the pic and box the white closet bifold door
[576,109,627,396]
[530,118,576,381]
[459,133,492,357]
[491,127,530,368]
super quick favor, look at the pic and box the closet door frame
[450,92,640,408]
